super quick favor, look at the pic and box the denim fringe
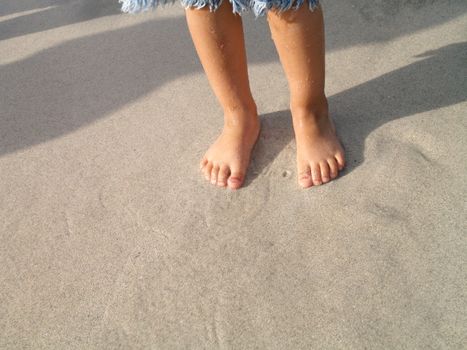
[119,0,319,18]
[250,0,319,18]
[118,0,177,14]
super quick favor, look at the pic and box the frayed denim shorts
[119,0,320,19]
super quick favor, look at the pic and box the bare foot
[292,105,345,188]
[200,107,260,190]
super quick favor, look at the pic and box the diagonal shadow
[0,3,465,178]
[330,42,467,173]
[0,16,278,156]
[0,0,62,17]
[242,42,467,186]
[0,0,121,41]
[1,0,465,48]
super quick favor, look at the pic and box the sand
[1,0,466,348]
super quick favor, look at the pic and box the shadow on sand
[1,1,466,184]
[243,42,467,186]
[0,0,120,41]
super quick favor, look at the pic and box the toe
[335,152,346,170]
[217,165,230,187]
[227,166,245,190]
[328,158,339,179]
[203,162,213,181]
[298,164,313,188]
[311,163,322,186]
[320,161,330,183]
[200,157,208,170]
[210,164,220,185]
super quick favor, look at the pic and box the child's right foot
[200,107,260,190]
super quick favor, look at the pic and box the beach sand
[0,0,466,348]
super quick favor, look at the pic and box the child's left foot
[292,104,346,188]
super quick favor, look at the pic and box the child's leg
[266,3,345,188]
[185,1,260,190]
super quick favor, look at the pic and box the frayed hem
[180,0,248,15]
[118,0,177,14]
[182,0,320,19]
[250,0,320,19]
[119,0,320,18]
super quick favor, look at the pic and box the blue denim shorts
[119,0,320,19]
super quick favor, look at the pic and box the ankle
[290,99,328,124]
[290,94,329,120]
[223,102,259,127]
[223,100,257,116]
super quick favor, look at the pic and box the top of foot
[292,107,345,188]
[200,109,260,190]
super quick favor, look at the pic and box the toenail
[228,179,242,189]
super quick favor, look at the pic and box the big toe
[227,168,245,190]
[298,165,313,188]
